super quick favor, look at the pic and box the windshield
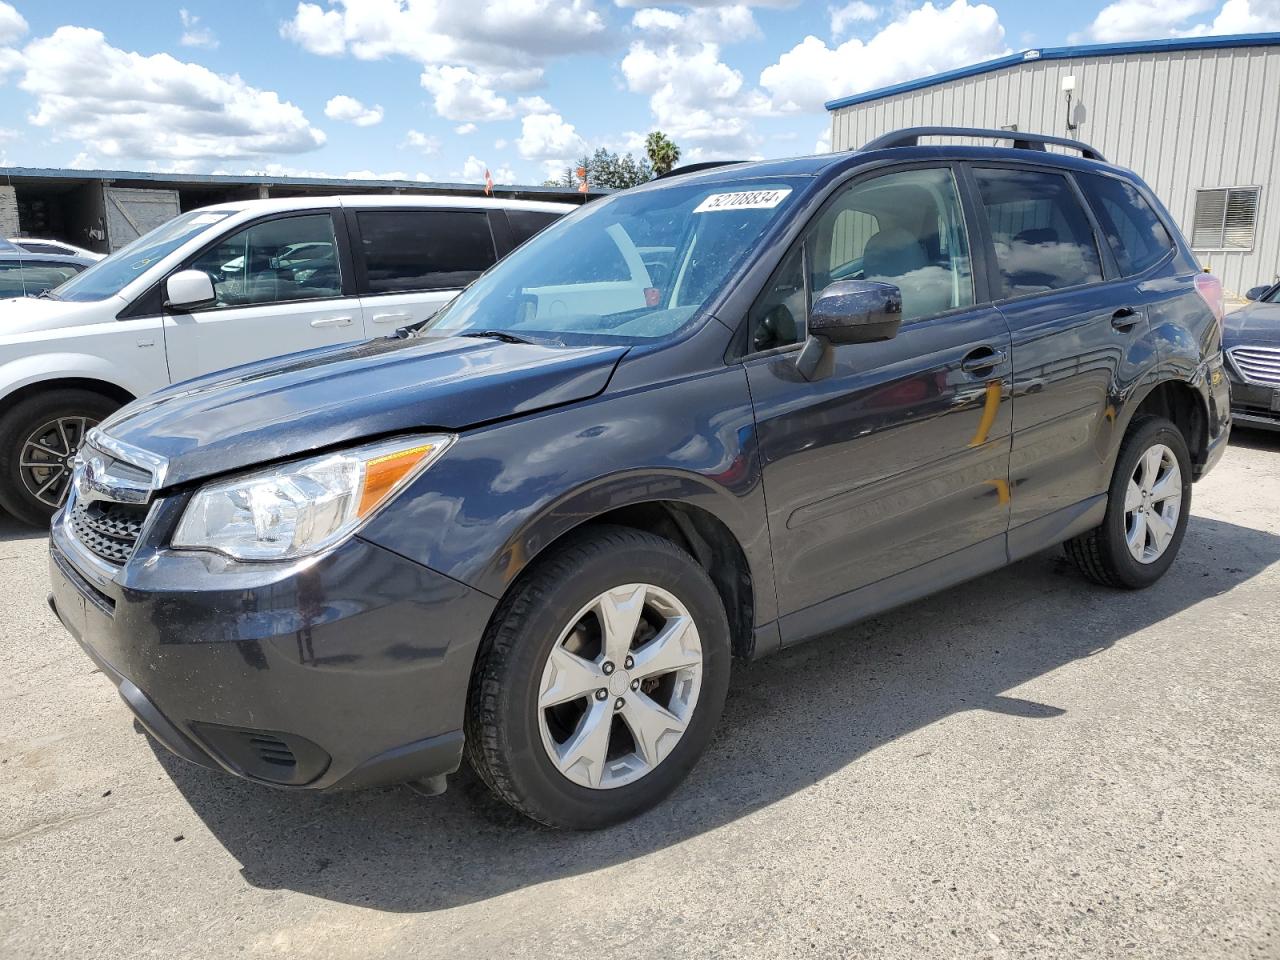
[52,209,235,302]
[424,178,804,344]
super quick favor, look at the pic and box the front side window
[973,167,1103,298]
[1079,173,1174,276]
[748,166,975,351]
[358,210,497,293]
[424,178,803,344]
[187,214,341,308]
[54,209,234,302]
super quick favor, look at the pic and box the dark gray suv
[49,128,1231,828]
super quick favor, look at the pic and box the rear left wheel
[465,526,731,829]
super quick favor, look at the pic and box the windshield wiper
[459,330,535,345]
[35,289,61,300]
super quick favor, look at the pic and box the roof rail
[861,126,1106,162]
[655,160,745,180]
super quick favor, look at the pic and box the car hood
[99,334,629,487]
[1225,302,1280,347]
[0,294,126,335]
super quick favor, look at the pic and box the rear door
[162,210,362,382]
[744,164,1014,632]
[968,164,1153,550]
[347,207,498,332]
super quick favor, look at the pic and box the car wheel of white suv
[0,389,119,527]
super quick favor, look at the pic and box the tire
[1065,415,1193,589]
[0,390,119,527]
[465,525,732,829]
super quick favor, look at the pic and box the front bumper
[1225,371,1280,432]
[49,518,496,791]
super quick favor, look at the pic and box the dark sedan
[1225,281,1280,432]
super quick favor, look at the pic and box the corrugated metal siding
[829,45,1280,294]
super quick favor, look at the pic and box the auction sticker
[694,188,791,213]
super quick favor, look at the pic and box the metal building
[825,33,1280,296]
[0,167,594,255]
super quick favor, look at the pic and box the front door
[744,165,1013,635]
[163,211,364,382]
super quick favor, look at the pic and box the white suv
[0,194,572,525]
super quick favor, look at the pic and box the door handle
[1111,306,1141,330]
[371,311,412,324]
[310,315,354,328]
[961,348,1007,375]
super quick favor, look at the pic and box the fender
[358,360,781,630]
[0,352,148,407]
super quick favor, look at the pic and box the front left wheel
[465,526,731,829]
[0,390,118,527]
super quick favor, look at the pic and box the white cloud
[281,1,609,83]
[815,126,832,153]
[517,95,555,114]
[16,26,325,165]
[324,93,384,126]
[420,64,514,121]
[0,1,26,45]
[459,155,515,184]
[179,9,218,49]
[517,111,587,171]
[0,0,27,83]
[830,1,879,36]
[621,39,769,155]
[1080,0,1280,40]
[760,0,1008,113]
[630,5,760,43]
[455,122,478,134]
[494,137,508,149]
[402,129,442,154]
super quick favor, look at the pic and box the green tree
[645,131,681,176]
[549,147,654,190]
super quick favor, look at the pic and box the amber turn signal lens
[357,443,440,517]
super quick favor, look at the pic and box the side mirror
[794,280,904,382]
[809,280,903,344]
[1245,285,1268,301]
[165,269,216,310]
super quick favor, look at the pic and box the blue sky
[0,0,1275,186]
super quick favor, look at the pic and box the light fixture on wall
[1062,75,1078,133]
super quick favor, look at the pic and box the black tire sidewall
[477,531,731,829]
[0,390,119,527]
[1100,417,1193,588]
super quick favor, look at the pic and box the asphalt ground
[2,429,1278,959]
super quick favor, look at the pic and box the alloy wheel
[537,583,703,790]
[1123,443,1182,564]
[19,416,95,508]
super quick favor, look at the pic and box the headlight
[172,434,453,561]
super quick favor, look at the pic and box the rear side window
[0,261,25,297]
[506,209,564,248]
[358,210,497,293]
[1078,173,1174,276]
[973,167,1103,298]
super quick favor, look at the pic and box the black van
[49,128,1230,829]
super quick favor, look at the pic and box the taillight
[1194,272,1224,337]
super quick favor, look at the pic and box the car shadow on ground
[145,512,1280,913]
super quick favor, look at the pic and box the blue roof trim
[824,32,1280,111]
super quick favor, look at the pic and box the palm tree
[645,131,681,177]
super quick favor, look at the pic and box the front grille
[69,499,149,566]
[1229,345,1280,386]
